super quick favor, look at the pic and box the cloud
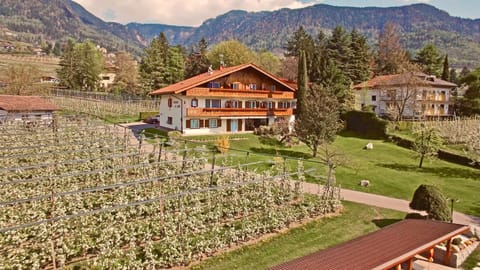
[73,0,322,26]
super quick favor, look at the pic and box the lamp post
[449,198,459,223]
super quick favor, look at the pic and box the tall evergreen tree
[185,38,210,78]
[285,26,315,78]
[57,40,103,91]
[349,29,372,84]
[375,22,409,75]
[139,32,171,91]
[164,46,185,85]
[441,54,449,81]
[449,68,458,84]
[310,30,328,83]
[415,44,442,77]
[296,50,308,119]
[57,39,78,89]
[326,26,352,79]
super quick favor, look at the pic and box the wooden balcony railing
[187,107,293,117]
[185,87,294,99]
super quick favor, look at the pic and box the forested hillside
[1,1,480,67]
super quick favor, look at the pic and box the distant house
[0,95,59,123]
[99,73,116,88]
[40,76,60,84]
[353,73,457,119]
[149,63,296,135]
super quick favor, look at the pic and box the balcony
[187,107,293,117]
[185,87,294,99]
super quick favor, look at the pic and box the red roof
[0,95,59,111]
[270,219,468,270]
[353,73,457,90]
[149,63,296,95]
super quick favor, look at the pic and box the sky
[73,0,479,26]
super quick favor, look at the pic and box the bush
[215,136,229,154]
[409,184,451,222]
[343,110,388,139]
[452,237,462,245]
[139,111,158,121]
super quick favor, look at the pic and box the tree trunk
[312,144,318,157]
[419,154,424,168]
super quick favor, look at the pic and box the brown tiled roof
[149,63,296,95]
[270,219,468,270]
[0,95,59,111]
[353,73,457,89]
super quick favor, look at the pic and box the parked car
[144,116,159,124]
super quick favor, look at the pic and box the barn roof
[0,95,59,112]
[270,219,468,270]
[149,63,296,95]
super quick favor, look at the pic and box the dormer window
[208,82,221,88]
[232,82,240,89]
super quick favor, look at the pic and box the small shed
[0,95,59,123]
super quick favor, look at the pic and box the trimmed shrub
[409,184,451,222]
[343,110,388,139]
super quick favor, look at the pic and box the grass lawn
[179,132,480,216]
[192,201,404,270]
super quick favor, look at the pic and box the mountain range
[1,0,480,68]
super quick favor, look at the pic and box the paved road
[298,181,480,227]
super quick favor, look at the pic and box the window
[371,95,377,101]
[249,83,257,90]
[190,119,200,129]
[278,101,290,109]
[269,85,276,91]
[102,76,110,80]
[209,119,218,128]
[167,117,173,125]
[232,82,240,89]
[246,100,259,108]
[208,82,221,88]
[167,98,173,108]
[205,99,221,108]
[191,98,198,107]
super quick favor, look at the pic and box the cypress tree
[441,54,449,81]
[296,50,308,119]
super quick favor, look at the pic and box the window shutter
[246,102,250,108]
[226,119,231,132]
[238,101,242,108]
[199,119,204,128]
[271,102,276,109]
[238,119,243,131]
[287,102,291,108]
[205,119,210,128]
[256,101,260,108]
[217,119,222,127]
[186,120,191,128]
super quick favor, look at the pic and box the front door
[230,119,238,132]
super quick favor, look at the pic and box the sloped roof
[270,219,468,270]
[149,63,296,95]
[353,73,457,90]
[0,95,59,111]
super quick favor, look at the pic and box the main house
[353,72,457,119]
[149,63,296,135]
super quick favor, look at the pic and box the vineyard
[48,95,160,122]
[0,115,341,269]
[413,117,480,161]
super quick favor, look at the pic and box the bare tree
[375,22,410,75]
[4,64,46,95]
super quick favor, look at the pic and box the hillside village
[0,0,480,269]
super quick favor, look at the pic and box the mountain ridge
[1,1,480,68]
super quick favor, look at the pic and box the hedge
[139,111,158,121]
[343,110,388,139]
